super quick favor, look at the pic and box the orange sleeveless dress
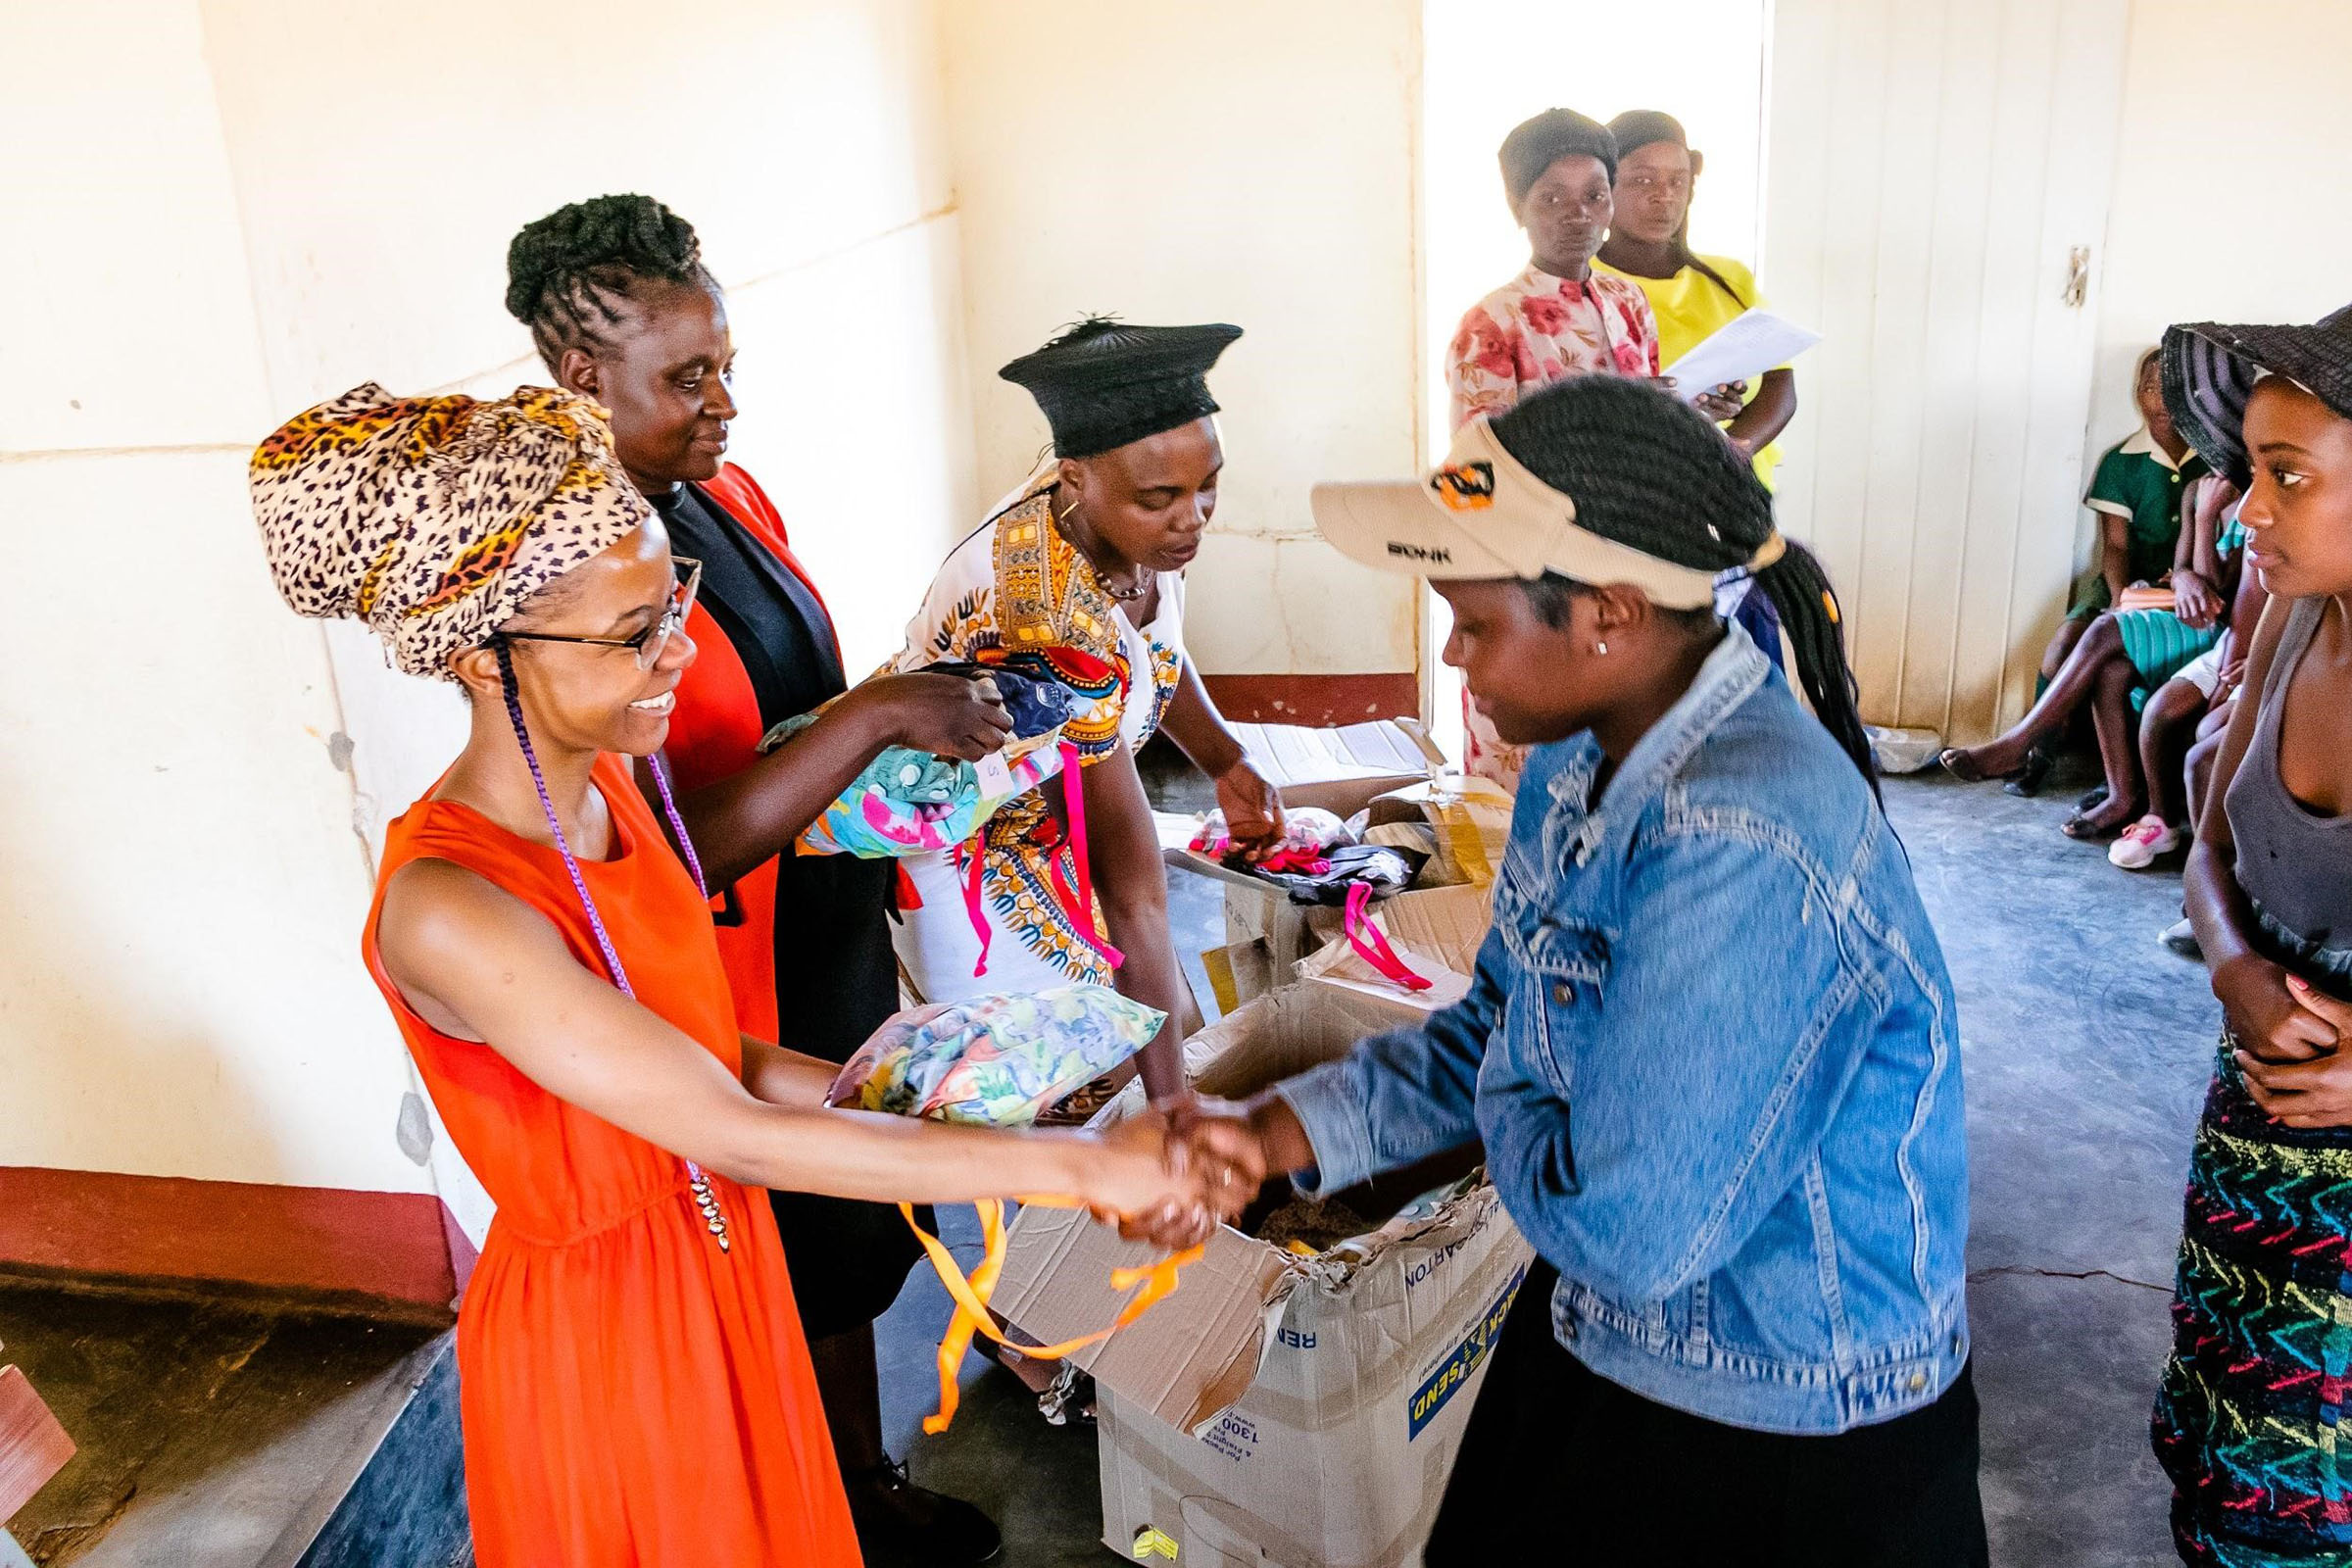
[362,753,861,1568]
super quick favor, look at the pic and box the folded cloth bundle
[1191,804,1355,874]
[1257,843,1424,906]
[760,663,1077,858]
[825,984,1163,1127]
[825,986,1196,1435]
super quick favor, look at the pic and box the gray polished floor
[877,759,2206,1566]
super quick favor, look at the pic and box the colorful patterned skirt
[2154,1038,2352,1564]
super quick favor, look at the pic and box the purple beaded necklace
[495,644,731,1253]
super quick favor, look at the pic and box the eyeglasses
[497,557,702,670]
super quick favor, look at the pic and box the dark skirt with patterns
[2154,1039,2352,1565]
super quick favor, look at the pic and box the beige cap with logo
[1310,416,1733,611]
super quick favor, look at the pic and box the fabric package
[825,985,1165,1128]
[760,664,1074,858]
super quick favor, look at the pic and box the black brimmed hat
[1498,108,1618,209]
[999,318,1242,460]
[2162,303,2352,487]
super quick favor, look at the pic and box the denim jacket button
[1908,1371,1928,1393]
[1553,982,1575,1005]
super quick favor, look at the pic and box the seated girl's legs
[1944,614,2125,780]
[2042,613,2090,682]
[2138,678,2209,829]
[2067,657,2147,836]
[2183,707,2231,826]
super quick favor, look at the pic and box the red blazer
[658,465,836,1044]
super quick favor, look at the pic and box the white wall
[1763,0,2133,743]
[935,0,1425,685]
[1,0,975,1204]
[2084,0,2352,460]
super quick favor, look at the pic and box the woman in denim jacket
[1174,377,1984,1563]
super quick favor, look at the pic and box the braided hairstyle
[1489,375,1876,790]
[505,194,717,369]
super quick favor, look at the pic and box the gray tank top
[2225,597,2352,980]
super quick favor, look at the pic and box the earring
[1593,641,1609,656]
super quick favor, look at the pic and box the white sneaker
[2158,918,2202,958]
[2110,815,2181,869]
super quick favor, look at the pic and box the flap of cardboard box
[993,1212,1294,1434]
[1298,883,1492,1006]
[1229,719,1446,818]
[995,978,1446,1433]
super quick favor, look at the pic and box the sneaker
[2158,918,2202,959]
[2110,815,2182,869]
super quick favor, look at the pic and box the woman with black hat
[890,318,1285,1105]
[2149,304,2352,1565]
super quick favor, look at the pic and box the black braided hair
[505,195,717,368]
[1489,375,1877,791]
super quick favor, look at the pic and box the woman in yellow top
[1595,111,1796,488]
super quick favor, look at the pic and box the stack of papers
[1663,309,1821,402]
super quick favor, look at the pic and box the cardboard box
[1298,883,1491,1008]
[1229,719,1446,818]
[990,980,1534,1568]
[1365,779,1514,891]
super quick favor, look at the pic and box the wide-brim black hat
[999,318,1243,460]
[2162,303,2352,488]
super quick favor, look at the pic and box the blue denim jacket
[1279,627,1971,1435]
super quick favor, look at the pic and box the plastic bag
[825,985,1165,1128]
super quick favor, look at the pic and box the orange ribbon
[902,1199,1201,1434]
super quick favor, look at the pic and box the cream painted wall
[0,2,424,1193]
[2083,0,2352,474]
[934,0,1425,682]
[3,0,976,1208]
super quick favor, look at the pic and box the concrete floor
[878,760,2211,1567]
[0,1278,451,1567]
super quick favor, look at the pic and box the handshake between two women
[1088,1093,1321,1252]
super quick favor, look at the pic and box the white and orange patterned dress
[890,474,1184,1002]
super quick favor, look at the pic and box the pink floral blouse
[1446,264,1660,430]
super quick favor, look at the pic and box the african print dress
[891,477,1184,1003]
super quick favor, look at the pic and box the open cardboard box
[1296,883,1491,1010]
[1227,718,1446,818]
[990,978,1533,1568]
[1365,777,1513,892]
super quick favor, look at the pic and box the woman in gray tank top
[2148,306,2352,1564]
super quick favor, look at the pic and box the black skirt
[656,480,924,1342]
[1425,1259,1988,1568]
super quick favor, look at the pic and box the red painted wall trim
[1201,673,1420,727]
[0,1167,460,1314]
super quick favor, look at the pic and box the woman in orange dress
[248,385,1248,1567]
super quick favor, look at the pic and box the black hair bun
[504,194,703,325]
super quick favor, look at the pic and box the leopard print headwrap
[250,383,651,679]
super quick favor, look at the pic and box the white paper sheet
[1662,309,1820,402]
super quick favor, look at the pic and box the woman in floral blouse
[1446,108,1740,784]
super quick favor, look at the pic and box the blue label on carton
[1406,1263,1527,1441]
